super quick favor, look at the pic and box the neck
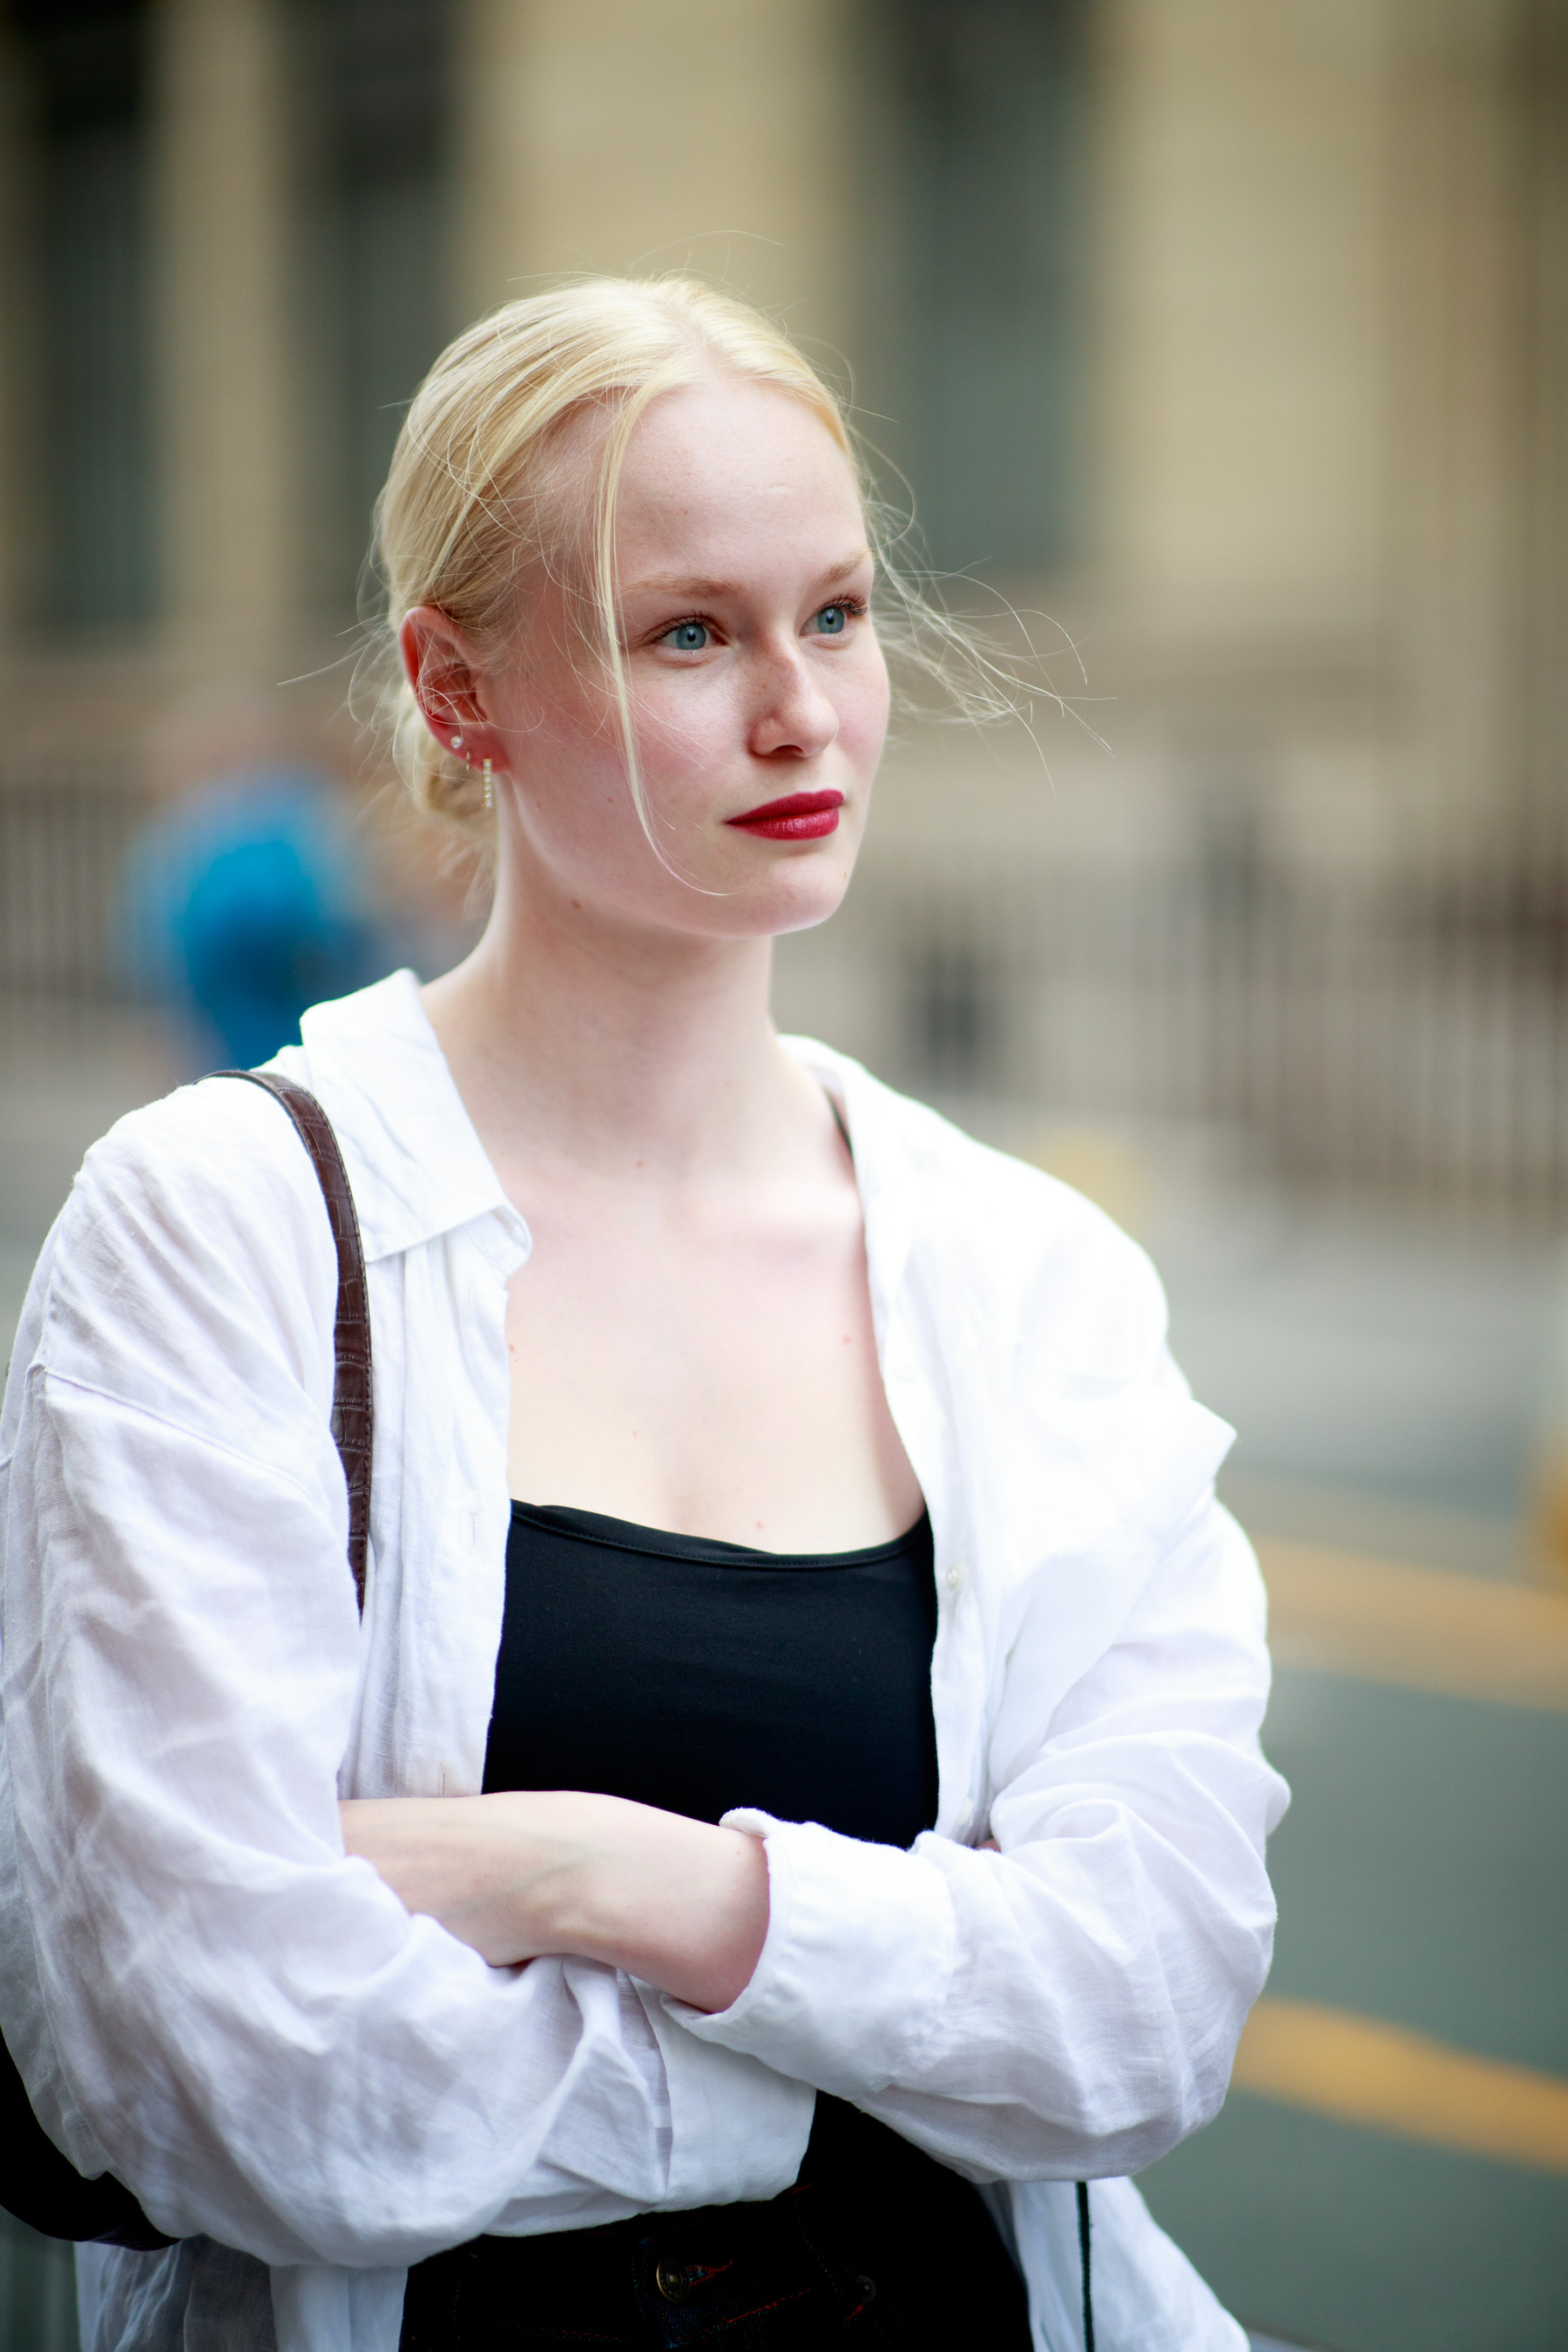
[421,849,809,1183]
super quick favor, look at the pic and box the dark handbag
[0,1071,372,2248]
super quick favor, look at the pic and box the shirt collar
[294,970,529,1268]
[291,977,916,1300]
[780,1034,920,1341]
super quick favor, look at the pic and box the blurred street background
[3,2,1568,2348]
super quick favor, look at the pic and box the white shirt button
[945,1561,966,1592]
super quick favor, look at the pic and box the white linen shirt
[0,971,1287,2352]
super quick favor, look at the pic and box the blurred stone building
[1,0,1565,1211]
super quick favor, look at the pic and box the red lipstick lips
[725,789,843,841]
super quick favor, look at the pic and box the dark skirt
[399,2095,1032,2349]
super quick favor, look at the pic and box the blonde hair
[371,274,1020,848]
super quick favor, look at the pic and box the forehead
[613,376,863,560]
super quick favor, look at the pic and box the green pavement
[1140,1665,1568,2349]
[0,2217,75,2352]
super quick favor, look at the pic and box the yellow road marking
[1233,1998,1568,2174]
[1256,1537,1568,1710]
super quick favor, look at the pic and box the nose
[747,641,840,763]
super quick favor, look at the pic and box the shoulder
[68,1072,332,1265]
[789,1038,1169,1381]
[37,1074,339,1418]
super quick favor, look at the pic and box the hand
[340,1789,769,2013]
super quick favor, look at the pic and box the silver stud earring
[482,757,495,813]
[449,732,463,751]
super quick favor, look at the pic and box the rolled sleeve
[666,1496,1285,2186]
[670,1813,956,2095]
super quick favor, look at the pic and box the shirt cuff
[665,1811,956,2097]
[633,1976,815,2209]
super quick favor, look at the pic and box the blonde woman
[1,279,1287,2352]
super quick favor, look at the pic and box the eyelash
[657,596,868,649]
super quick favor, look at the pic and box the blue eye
[814,604,848,635]
[664,620,709,652]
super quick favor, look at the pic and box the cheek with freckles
[495,678,639,861]
[837,653,892,775]
[627,684,740,815]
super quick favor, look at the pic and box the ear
[399,607,507,770]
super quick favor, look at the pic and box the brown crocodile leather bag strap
[211,1071,373,1613]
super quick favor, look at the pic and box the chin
[748,861,855,940]
[681,866,850,943]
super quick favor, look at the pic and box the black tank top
[399,1500,1032,2350]
[484,1502,940,1841]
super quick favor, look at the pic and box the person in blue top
[122,690,386,1072]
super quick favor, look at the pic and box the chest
[500,1185,919,1550]
[355,1222,990,1837]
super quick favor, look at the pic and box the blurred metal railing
[0,756,146,1004]
[4,761,1565,1221]
[821,843,1568,1224]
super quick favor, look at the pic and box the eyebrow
[620,550,875,603]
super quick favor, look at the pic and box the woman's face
[422,376,890,944]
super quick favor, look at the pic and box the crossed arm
[339,1791,772,2013]
[339,1790,1004,2015]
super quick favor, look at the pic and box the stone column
[148,0,296,661]
[1088,0,1567,846]
[1509,0,1568,848]
[1379,0,1525,826]
[1095,0,1391,634]
[455,0,857,364]
[0,24,40,636]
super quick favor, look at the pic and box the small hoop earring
[482,756,495,813]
